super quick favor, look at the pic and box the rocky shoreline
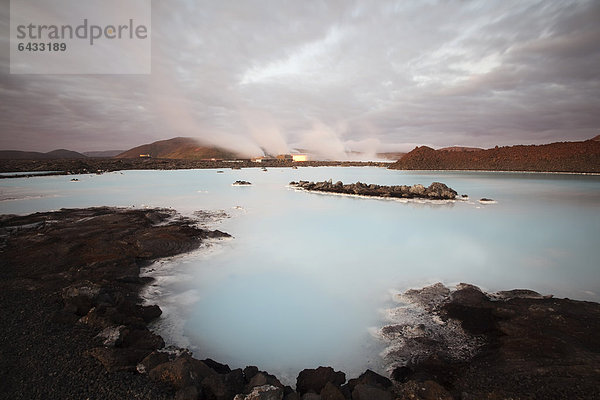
[0,158,389,177]
[290,180,459,200]
[381,283,600,399]
[1,207,599,399]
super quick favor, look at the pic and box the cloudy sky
[1,0,599,157]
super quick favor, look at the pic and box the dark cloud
[1,0,599,155]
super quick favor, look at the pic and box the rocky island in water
[290,180,460,200]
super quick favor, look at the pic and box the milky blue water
[2,167,599,380]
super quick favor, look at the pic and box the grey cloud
[1,0,599,155]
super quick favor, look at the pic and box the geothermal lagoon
[2,167,599,381]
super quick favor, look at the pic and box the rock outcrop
[290,180,458,200]
[389,139,600,173]
[380,283,600,399]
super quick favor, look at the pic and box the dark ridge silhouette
[115,137,241,160]
[389,139,600,173]
[0,149,87,160]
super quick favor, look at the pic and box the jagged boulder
[202,369,246,400]
[319,382,345,400]
[296,367,345,395]
[149,354,217,390]
[351,384,391,400]
[347,369,392,392]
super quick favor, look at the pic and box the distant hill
[116,137,241,160]
[83,150,125,158]
[389,139,600,173]
[0,149,87,160]
[45,149,87,159]
[438,146,483,152]
[592,135,600,141]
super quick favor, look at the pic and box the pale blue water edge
[1,167,599,381]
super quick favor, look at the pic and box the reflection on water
[2,167,600,381]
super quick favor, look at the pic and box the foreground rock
[290,180,459,200]
[0,207,229,399]
[381,283,600,399]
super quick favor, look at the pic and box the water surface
[2,167,599,380]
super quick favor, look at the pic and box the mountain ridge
[115,137,241,160]
[0,149,87,160]
[389,139,600,173]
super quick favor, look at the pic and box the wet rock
[391,366,413,383]
[296,367,345,395]
[409,184,426,196]
[346,369,392,391]
[137,350,170,374]
[319,382,345,400]
[247,371,284,391]
[62,281,102,315]
[283,392,301,400]
[444,286,497,335]
[121,328,165,350]
[449,284,489,307]
[234,384,284,400]
[202,358,231,374]
[394,380,453,400]
[149,355,217,390]
[493,289,549,300]
[401,282,451,311]
[138,304,162,322]
[351,384,391,400]
[202,369,246,400]
[175,385,200,400]
[87,346,151,372]
[243,366,260,381]
[95,325,127,347]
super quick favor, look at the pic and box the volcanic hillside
[116,137,240,160]
[389,139,600,173]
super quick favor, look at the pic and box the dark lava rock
[0,206,232,400]
[296,366,346,395]
[351,384,391,400]
[149,355,217,390]
[138,350,170,374]
[243,365,260,381]
[203,358,232,374]
[247,371,284,392]
[175,385,201,400]
[290,180,459,200]
[347,369,392,392]
[121,328,165,350]
[393,380,453,400]
[391,366,413,383]
[385,282,600,399]
[320,382,345,400]
[138,304,162,322]
[87,346,151,372]
[202,369,246,400]
[235,385,284,400]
